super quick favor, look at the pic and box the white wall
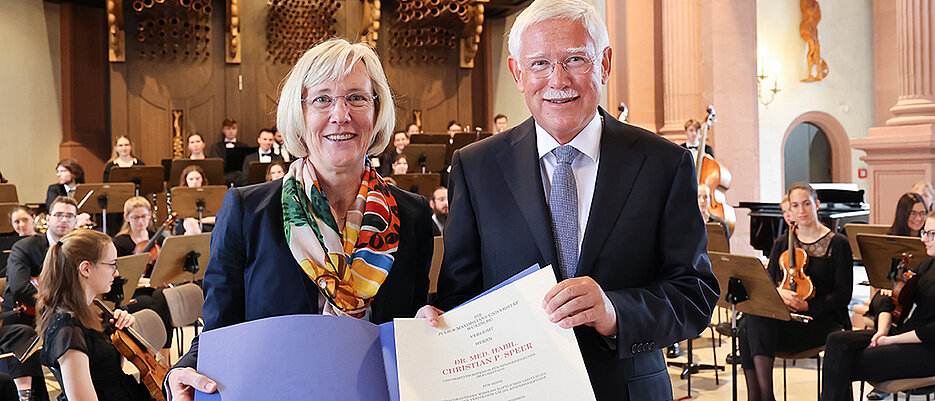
[0,0,62,204]
[756,0,873,202]
[490,0,608,131]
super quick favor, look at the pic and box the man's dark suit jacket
[45,184,67,211]
[172,179,434,374]
[680,142,715,158]
[206,140,248,159]
[240,150,284,178]
[434,108,719,400]
[2,234,49,326]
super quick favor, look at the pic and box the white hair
[507,0,609,61]
[276,38,396,158]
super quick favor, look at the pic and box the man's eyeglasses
[523,55,595,78]
[302,93,377,112]
[51,213,77,221]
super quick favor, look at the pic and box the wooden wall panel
[110,0,489,162]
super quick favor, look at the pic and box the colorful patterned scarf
[282,158,400,318]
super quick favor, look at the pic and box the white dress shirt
[536,111,602,251]
[258,148,273,163]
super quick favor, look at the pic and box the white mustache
[542,88,579,100]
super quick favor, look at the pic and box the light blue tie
[549,145,580,279]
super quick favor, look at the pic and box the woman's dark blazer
[173,178,433,371]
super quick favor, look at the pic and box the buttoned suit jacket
[434,108,719,400]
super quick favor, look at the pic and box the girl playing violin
[739,182,853,401]
[821,211,935,400]
[36,229,154,401]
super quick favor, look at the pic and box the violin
[779,222,815,300]
[94,299,168,401]
[888,253,919,324]
[134,212,178,278]
[694,105,737,231]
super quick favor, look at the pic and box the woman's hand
[869,331,887,347]
[110,309,135,330]
[879,288,893,297]
[167,368,217,401]
[415,305,445,328]
[777,288,809,312]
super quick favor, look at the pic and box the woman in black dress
[102,136,144,182]
[887,192,928,237]
[821,211,935,400]
[36,229,153,401]
[739,182,853,401]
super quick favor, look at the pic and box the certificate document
[394,266,596,401]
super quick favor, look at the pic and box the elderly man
[420,0,719,399]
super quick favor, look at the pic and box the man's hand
[777,288,809,312]
[415,305,445,328]
[166,367,217,401]
[542,277,617,336]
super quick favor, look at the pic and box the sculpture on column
[800,0,829,82]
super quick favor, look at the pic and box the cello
[94,299,169,401]
[694,106,737,231]
[779,222,815,300]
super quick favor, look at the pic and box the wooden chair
[776,346,824,401]
[861,377,935,401]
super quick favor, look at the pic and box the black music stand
[709,251,801,401]
[246,161,274,185]
[402,144,446,173]
[409,134,449,145]
[74,183,135,234]
[108,165,165,196]
[149,233,210,286]
[856,234,927,290]
[392,173,441,200]
[0,184,18,203]
[170,185,226,230]
[168,159,225,188]
[103,254,149,308]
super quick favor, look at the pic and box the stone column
[658,0,703,140]
[852,0,935,223]
[887,0,935,126]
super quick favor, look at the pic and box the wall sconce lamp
[757,62,781,106]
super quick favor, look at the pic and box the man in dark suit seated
[207,118,248,158]
[417,1,719,399]
[241,128,284,181]
[680,119,714,160]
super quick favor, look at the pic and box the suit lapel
[497,118,557,265]
[576,108,645,277]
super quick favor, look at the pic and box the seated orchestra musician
[186,133,207,160]
[8,206,36,239]
[699,183,731,240]
[4,196,79,327]
[681,119,714,159]
[44,160,92,229]
[239,128,283,179]
[391,153,409,175]
[780,194,793,227]
[102,136,144,182]
[379,131,409,177]
[36,229,154,401]
[912,181,935,211]
[406,123,421,136]
[165,38,433,400]
[111,197,174,355]
[272,128,292,162]
[888,192,928,237]
[820,211,935,400]
[739,182,853,401]
[175,166,215,235]
[264,161,286,182]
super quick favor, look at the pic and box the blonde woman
[103,136,145,182]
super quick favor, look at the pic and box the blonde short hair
[277,38,395,159]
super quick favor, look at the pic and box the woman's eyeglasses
[302,93,377,112]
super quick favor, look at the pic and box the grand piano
[738,183,870,254]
